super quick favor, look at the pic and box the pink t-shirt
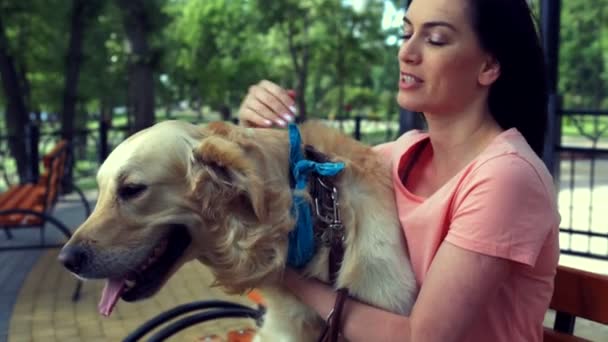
[375,128,560,342]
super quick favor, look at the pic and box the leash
[302,146,350,342]
[286,123,349,341]
[305,145,349,342]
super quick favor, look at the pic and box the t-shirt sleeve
[446,155,558,267]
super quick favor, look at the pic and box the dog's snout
[58,245,88,273]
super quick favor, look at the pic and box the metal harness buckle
[312,177,344,247]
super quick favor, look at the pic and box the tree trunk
[286,18,310,122]
[61,0,98,192]
[0,14,30,184]
[61,0,93,141]
[118,0,155,134]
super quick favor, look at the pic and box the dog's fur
[61,120,417,341]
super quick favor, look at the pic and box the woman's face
[397,0,497,114]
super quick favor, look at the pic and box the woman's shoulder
[373,129,428,157]
[468,128,556,199]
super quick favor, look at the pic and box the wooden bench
[544,265,608,341]
[0,140,90,300]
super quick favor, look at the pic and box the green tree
[0,10,29,182]
[0,0,67,182]
[60,0,103,141]
[163,0,272,120]
[116,0,166,133]
[559,0,608,144]
[559,0,607,109]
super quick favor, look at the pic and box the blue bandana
[287,123,345,268]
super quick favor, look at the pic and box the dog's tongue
[98,278,126,317]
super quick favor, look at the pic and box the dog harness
[287,123,345,268]
[287,123,350,342]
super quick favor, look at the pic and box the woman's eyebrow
[403,16,458,32]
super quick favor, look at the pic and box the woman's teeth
[402,75,417,84]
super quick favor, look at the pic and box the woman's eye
[428,39,446,46]
[400,32,413,40]
[428,34,447,46]
[118,184,148,200]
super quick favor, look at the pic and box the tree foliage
[0,0,606,135]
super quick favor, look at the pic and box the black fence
[1,113,607,260]
[556,109,608,260]
[0,116,395,190]
[0,121,131,192]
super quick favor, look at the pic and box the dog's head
[59,121,294,316]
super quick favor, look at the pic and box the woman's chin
[397,101,425,113]
[396,94,426,113]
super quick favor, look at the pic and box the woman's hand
[238,80,297,128]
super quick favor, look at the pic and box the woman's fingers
[251,82,295,125]
[240,92,276,126]
[239,106,273,127]
[238,80,297,127]
[259,80,297,119]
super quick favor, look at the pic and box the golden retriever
[59,120,417,341]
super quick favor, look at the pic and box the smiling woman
[237,0,558,341]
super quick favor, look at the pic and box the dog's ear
[205,121,234,137]
[190,135,268,222]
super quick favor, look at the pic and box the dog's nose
[58,245,88,273]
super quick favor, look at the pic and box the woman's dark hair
[467,0,548,156]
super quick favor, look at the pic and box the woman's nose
[399,41,421,65]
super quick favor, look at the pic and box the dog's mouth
[98,225,191,317]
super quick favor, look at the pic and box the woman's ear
[478,56,501,86]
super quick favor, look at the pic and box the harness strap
[317,288,348,342]
[305,145,349,342]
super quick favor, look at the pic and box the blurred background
[0,0,607,340]
[0,0,607,270]
[0,0,415,189]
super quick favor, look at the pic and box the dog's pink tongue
[98,278,126,317]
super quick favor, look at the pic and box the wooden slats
[0,140,68,228]
[543,328,590,342]
[550,266,608,324]
[544,265,608,341]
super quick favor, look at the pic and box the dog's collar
[287,123,345,269]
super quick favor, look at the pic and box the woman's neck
[422,104,503,181]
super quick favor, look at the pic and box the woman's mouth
[400,72,423,90]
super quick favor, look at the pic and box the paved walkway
[1,193,607,342]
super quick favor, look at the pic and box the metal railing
[2,112,606,260]
[556,109,608,260]
[0,121,130,192]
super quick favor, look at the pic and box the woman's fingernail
[282,113,293,122]
[264,119,272,126]
[289,105,297,114]
[276,119,286,126]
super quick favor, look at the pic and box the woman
[238,0,560,340]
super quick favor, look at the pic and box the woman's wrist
[282,268,335,319]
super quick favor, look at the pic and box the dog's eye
[118,184,147,200]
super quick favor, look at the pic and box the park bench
[0,139,90,300]
[544,265,608,341]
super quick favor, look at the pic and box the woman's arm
[283,241,512,342]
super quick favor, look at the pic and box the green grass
[561,116,608,138]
